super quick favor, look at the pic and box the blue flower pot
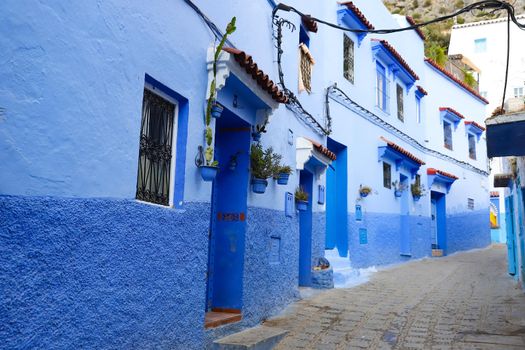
[359,192,369,198]
[413,195,421,202]
[211,103,224,119]
[394,190,403,198]
[252,132,262,142]
[296,200,308,211]
[200,165,218,182]
[277,173,290,185]
[251,178,268,194]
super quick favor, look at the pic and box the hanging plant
[295,186,309,211]
[198,17,237,181]
[274,165,293,185]
[410,183,426,201]
[359,185,372,198]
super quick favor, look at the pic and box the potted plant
[252,122,267,142]
[198,17,236,181]
[250,143,281,194]
[275,165,293,185]
[410,183,426,201]
[392,181,406,198]
[359,185,372,198]
[228,151,241,171]
[295,186,309,211]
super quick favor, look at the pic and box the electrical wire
[182,0,235,47]
[273,0,525,119]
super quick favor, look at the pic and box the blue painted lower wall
[0,196,210,349]
[347,210,491,268]
[447,209,491,254]
[2,196,327,349]
[348,213,431,268]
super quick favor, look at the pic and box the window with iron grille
[376,62,389,112]
[443,121,453,150]
[468,198,474,210]
[396,84,404,122]
[343,35,354,84]
[136,88,176,206]
[383,162,392,189]
[468,133,476,160]
[415,174,421,188]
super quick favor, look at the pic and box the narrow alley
[264,246,525,349]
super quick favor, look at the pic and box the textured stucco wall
[348,213,432,268]
[447,209,492,254]
[0,196,210,350]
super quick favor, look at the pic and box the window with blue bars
[468,133,476,160]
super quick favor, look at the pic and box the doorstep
[205,309,242,329]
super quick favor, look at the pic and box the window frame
[136,84,179,207]
[376,62,389,113]
[474,38,487,53]
[383,161,392,189]
[468,132,477,160]
[443,120,453,150]
[416,96,422,124]
[343,34,355,84]
[396,83,404,122]
[514,87,524,98]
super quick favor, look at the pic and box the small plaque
[285,192,294,217]
[270,236,281,264]
[359,228,368,244]
[318,185,325,205]
[217,212,245,221]
[355,205,362,221]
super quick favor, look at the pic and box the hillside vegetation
[382,0,525,65]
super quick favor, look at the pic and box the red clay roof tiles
[405,16,426,40]
[425,58,489,104]
[427,168,459,180]
[339,1,375,30]
[306,138,337,161]
[380,137,425,165]
[464,121,486,131]
[372,39,420,81]
[416,85,428,96]
[439,107,466,120]
[301,15,318,33]
[222,47,288,104]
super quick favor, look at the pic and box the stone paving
[264,245,525,349]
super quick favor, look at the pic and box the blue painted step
[213,326,288,350]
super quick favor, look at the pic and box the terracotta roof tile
[380,137,425,165]
[439,107,466,120]
[405,16,426,40]
[222,47,288,104]
[425,58,489,104]
[301,15,318,33]
[306,138,337,161]
[464,120,486,131]
[490,191,500,197]
[427,168,459,180]
[416,85,428,96]
[339,2,375,30]
[372,39,420,81]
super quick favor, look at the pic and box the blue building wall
[0,196,209,349]
[447,209,492,254]
[1,0,493,347]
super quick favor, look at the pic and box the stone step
[213,325,288,350]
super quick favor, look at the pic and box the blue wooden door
[207,111,250,311]
[518,187,525,283]
[400,174,411,256]
[299,170,313,286]
[505,197,517,275]
[430,199,438,248]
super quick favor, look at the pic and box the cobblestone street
[264,245,525,349]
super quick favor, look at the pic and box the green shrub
[457,16,465,24]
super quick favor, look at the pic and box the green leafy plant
[411,183,426,197]
[295,186,309,202]
[250,143,282,179]
[277,165,293,175]
[462,69,477,88]
[359,185,372,195]
[203,17,236,167]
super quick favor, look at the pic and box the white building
[449,14,525,116]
